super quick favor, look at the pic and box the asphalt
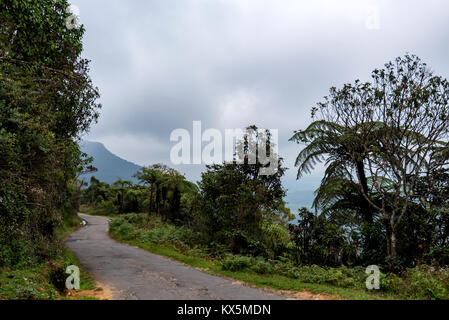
[65,213,295,300]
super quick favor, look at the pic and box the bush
[109,215,449,299]
[270,263,366,288]
[110,221,135,240]
[208,242,229,258]
[261,223,292,259]
[110,214,203,254]
[251,257,274,274]
[0,267,59,300]
[385,266,449,299]
[222,256,252,272]
[121,213,148,226]
[0,239,35,269]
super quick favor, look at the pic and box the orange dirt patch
[65,282,114,300]
[278,289,341,300]
[224,277,340,300]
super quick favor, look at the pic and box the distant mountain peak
[80,140,142,184]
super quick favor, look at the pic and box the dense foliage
[0,0,100,268]
[291,54,449,270]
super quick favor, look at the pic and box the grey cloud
[73,0,449,203]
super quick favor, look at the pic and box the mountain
[79,141,142,185]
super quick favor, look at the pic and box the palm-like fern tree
[112,178,133,214]
[134,167,162,215]
[290,120,375,221]
[290,120,379,254]
[160,173,198,221]
[135,165,198,220]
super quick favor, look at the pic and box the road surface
[65,213,295,300]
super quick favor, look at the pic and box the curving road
[65,213,295,300]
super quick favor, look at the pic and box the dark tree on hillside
[134,164,197,221]
[197,126,292,254]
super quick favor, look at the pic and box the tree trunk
[355,160,377,256]
[117,193,123,214]
[385,220,392,257]
[156,184,161,216]
[390,230,397,258]
[172,188,181,221]
[149,187,153,215]
[356,160,373,224]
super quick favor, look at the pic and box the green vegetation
[0,1,101,299]
[110,213,449,300]
[0,247,99,300]
[82,128,294,262]
[1,212,101,300]
[290,54,449,270]
[1,0,100,269]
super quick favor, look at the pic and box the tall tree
[293,54,449,258]
[134,167,162,215]
[113,178,133,214]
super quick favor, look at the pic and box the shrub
[270,264,366,288]
[250,257,274,274]
[111,221,135,240]
[394,266,449,299]
[261,223,292,259]
[121,213,148,226]
[0,239,35,269]
[0,267,59,300]
[208,242,229,258]
[222,256,252,272]
[110,214,204,255]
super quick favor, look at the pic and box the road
[65,213,295,300]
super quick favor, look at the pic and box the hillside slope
[80,141,142,184]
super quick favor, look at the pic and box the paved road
[65,214,294,300]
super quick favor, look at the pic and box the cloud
[74,0,449,196]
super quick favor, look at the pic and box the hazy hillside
[80,141,142,185]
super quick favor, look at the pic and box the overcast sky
[72,0,449,206]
